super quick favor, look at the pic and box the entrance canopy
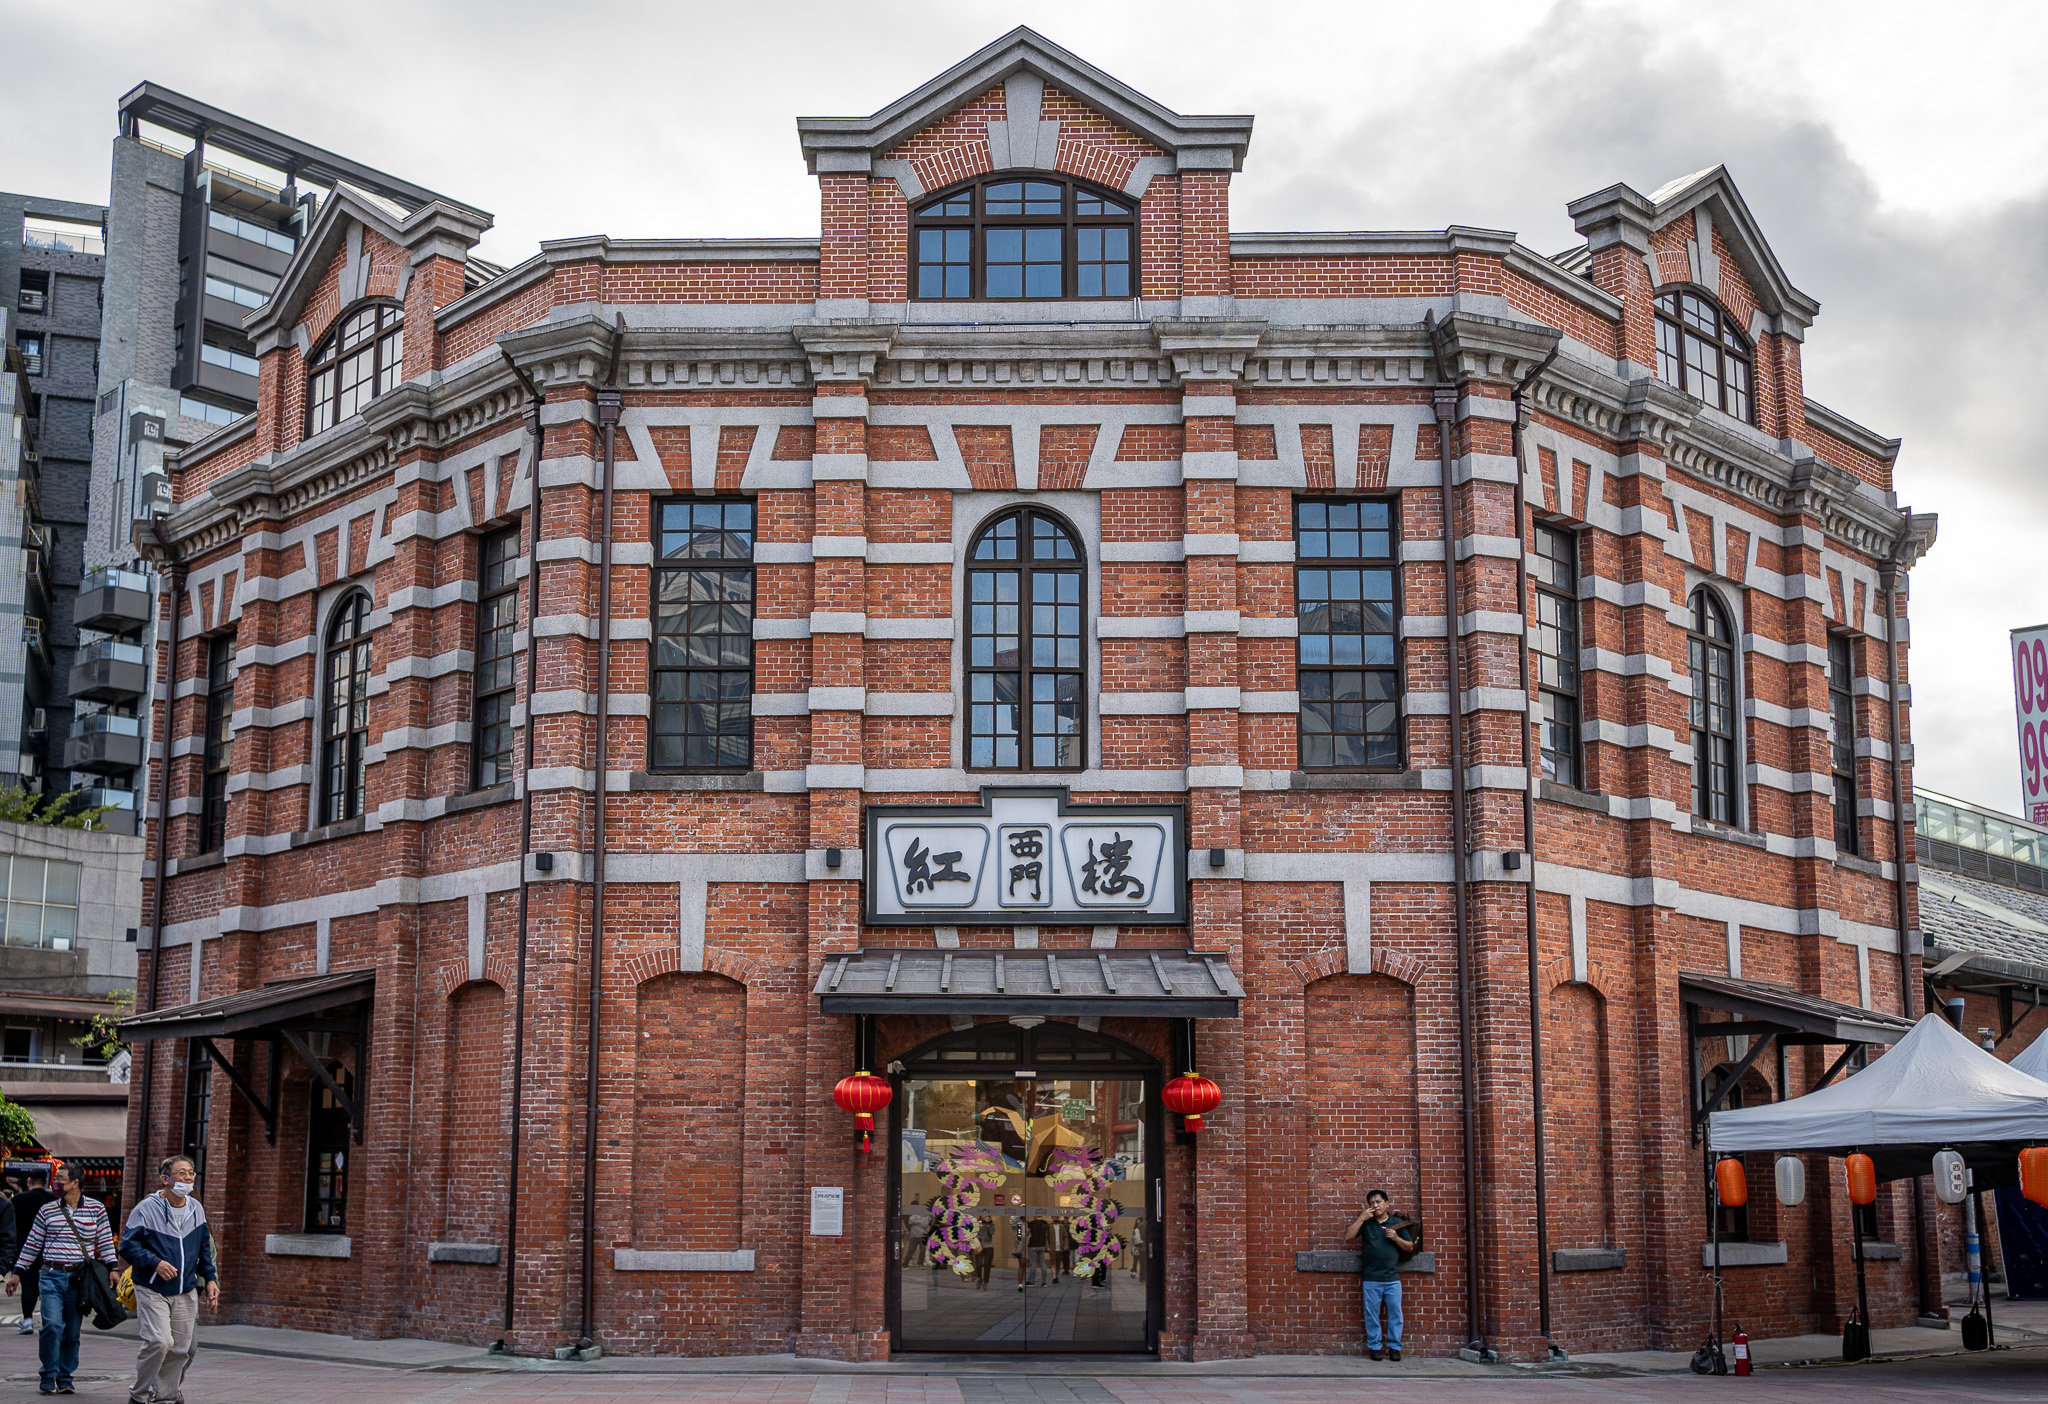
[815,948,1242,1018]
[1708,1012,2048,1184]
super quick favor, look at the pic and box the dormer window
[305,301,404,438]
[1655,290,1753,423]
[912,176,1136,301]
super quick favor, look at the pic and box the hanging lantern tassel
[1162,1071,1222,1133]
[2021,1146,2048,1209]
[1933,1149,1968,1206]
[1845,1152,1877,1206]
[833,1071,893,1154]
[1714,1157,1748,1208]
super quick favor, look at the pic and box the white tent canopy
[2011,1024,2048,1083]
[1708,1013,2048,1183]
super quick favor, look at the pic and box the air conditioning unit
[22,548,41,578]
[18,290,45,313]
[28,708,45,733]
[19,753,40,779]
[22,354,41,376]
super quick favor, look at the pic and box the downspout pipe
[578,314,627,1353]
[1509,340,1563,1357]
[1881,553,1934,1319]
[496,346,544,1345]
[1425,311,1488,1359]
[136,544,186,1203]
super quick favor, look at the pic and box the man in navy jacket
[119,1156,217,1404]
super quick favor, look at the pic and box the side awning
[815,948,1242,1018]
[118,971,374,1146]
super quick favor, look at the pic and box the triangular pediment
[246,182,492,348]
[1643,165,1818,332]
[796,26,1252,180]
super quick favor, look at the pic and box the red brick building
[118,29,1943,1361]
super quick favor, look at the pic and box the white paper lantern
[1775,1155,1806,1206]
[1933,1149,1969,1205]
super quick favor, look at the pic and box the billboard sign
[2013,625,2048,825]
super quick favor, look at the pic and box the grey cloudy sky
[5,0,2042,815]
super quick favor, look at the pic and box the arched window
[304,301,404,438]
[912,175,1136,301]
[1655,290,1753,423]
[966,508,1084,770]
[320,592,372,825]
[1688,589,1738,824]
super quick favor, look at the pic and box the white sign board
[864,788,1186,926]
[809,1186,844,1237]
[2015,625,2048,826]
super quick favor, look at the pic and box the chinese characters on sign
[866,789,1186,925]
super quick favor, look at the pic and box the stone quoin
[118,28,1941,1361]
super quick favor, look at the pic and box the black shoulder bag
[55,1203,128,1330]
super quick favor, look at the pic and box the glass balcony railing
[81,786,137,811]
[82,567,148,594]
[76,639,145,668]
[71,712,141,740]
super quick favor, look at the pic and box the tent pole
[1972,1189,1996,1345]
[1851,1206,1870,1357]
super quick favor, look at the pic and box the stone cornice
[1526,353,1633,441]
[1151,317,1267,380]
[1429,311,1561,388]
[1663,413,1920,562]
[792,319,900,383]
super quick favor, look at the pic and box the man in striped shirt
[5,1162,119,1395]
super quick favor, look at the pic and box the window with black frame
[1295,499,1399,769]
[1655,290,1754,423]
[966,508,1085,770]
[199,634,235,852]
[651,500,754,770]
[304,301,404,438]
[1830,634,1859,856]
[1532,525,1582,788]
[911,176,1136,301]
[1689,589,1738,825]
[321,592,372,825]
[181,1039,211,1193]
[304,1063,353,1234]
[473,528,520,788]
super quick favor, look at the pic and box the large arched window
[912,175,1136,301]
[1655,289,1753,423]
[1688,589,1738,825]
[966,508,1084,770]
[320,592,372,825]
[304,301,404,438]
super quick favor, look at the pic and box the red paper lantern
[833,1071,893,1154]
[1714,1157,1748,1208]
[1845,1152,1877,1206]
[2021,1147,2048,1209]
[1163,1071,1222,1132]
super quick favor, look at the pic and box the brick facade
[127,29,1940,1362]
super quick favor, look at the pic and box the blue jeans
[36,1266,86,1389]
[1361,1277,1403,1351]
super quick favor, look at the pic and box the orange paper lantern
[1714,1157,1748,1208]
[1846,1152,1877,1206]
[1162,1071,1222,1132]
[833,1071,893,1154]
[2021,1147,2048,1209]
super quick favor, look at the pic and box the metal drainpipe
[135,550,186,1198]
[1509,341,1562,1355]
[579,314,627,1353]
[1425,312,1487,1358]
[497,347,545,1344]
[1881,556,1935,1318]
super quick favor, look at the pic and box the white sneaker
[16,1317,33,1334]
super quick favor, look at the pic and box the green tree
[72,988,135,1062]
[0,784,115,831]
[0,1091,35,1151]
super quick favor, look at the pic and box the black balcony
[69,641,147,703]
[64,718,143,774]
[74,568,151,634]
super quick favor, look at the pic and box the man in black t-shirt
[1345,1189,1414,1360]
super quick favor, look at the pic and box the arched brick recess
[628,972,747,1252]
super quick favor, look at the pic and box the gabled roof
[796,26,1252,176]
[245,180,492,348]
[1643,165,1820,331]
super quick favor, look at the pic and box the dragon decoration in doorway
[927,1143,1008,1275]
[1046,1145,1123,1277]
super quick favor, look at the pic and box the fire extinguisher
[1731,1323,1751,1376]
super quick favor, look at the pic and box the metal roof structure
[1680,972,1917,1046]
[119,970,374,1042]
[815,947,1242,1018]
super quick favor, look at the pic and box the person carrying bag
[5,1162,121,1394]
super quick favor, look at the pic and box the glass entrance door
[895,1074,1152,1351]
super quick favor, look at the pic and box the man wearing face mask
[119,1157,217,1404]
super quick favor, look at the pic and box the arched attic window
[966,507,1085,770]
[1655,289,1754,423]
[304,300,405,438]
[912,175,1136,301]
